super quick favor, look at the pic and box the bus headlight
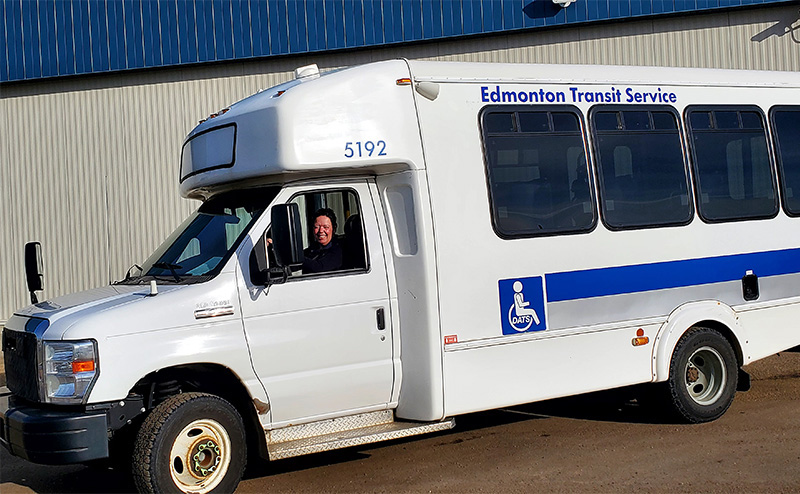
[41,340,99,404]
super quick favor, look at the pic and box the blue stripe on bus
[545,247,800,302]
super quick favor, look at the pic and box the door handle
[376,308,386,330]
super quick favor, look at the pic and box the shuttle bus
[2,60,800,493]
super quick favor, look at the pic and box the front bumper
[0,390,109,464]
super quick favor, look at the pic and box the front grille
[2,328,40,402]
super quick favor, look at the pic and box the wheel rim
[684,346,727,405]
[168,419,232,493]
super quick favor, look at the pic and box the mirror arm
[266,266,291,286]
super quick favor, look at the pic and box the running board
[266,410,455,460]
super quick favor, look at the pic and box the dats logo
[498,276,547,335]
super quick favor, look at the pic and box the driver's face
[313,216,333,246]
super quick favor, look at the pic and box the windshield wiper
[151,262,183,282]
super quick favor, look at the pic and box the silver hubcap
[684,346,727,405]
[168,419,232,493]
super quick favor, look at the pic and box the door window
[287,189,369,275]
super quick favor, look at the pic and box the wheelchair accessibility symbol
[499,276,546,335]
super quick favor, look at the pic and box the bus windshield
[117,187,278,284]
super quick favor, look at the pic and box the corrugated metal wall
[1,4,799,321]
[2,0,793,82]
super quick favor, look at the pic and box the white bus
[2,60,800,494]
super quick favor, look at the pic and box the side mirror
[25,241,44,303]
[271,204,304,267]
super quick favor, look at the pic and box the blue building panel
[233,0,253,58]
[160,0,180,66]
[273,0,289,54]
[429,0,443,38]
[253,0,270,56]
[20,0,41,79]
[142,0,162,67]
[362,0,377,46]
[6,0,24,81]
[176,0,195,63]
[288,0,308,52]
[89,0,110,73]
[307,0,327,51]
[331,0,346,49]
[1,0,794,82]
[38,0,58,78]
[106,0,127,70]
[381,0,399,43]
[212,0,233,60]
[123,0,144,70]
[74,1,94,74]
[194,0,212,62]
[0,0,7,82]
[410,0,424,40]
[441,0,457,36]
[350,0,367,48]
[484,0,501,31]
[56,0,75,73]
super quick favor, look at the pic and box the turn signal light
[72,360,96,373]
[396,78,412,86]
[632,336,649,347]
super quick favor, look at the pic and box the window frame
[769,105,800,218]
[588,104,695,232]
[479,104,598,240]
[283,187,372,280]
[685,104,779,224]
[180,122,238,183]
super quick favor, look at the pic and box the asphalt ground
[2,352,800,493]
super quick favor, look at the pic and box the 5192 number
[344,141,387,158]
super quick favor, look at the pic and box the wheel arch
[129,363,269,461]
[653,301,747,382]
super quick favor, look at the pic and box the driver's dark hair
[313,208,337,231]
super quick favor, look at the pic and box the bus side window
[687,106,778,222]
[590,107,692,230]
[770,106,800,216]
[481,106,596,238]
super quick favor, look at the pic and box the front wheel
[666,328,738,423]
[132,392,247,494]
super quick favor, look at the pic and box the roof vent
[294,64,320,80]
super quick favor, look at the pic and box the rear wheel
[666,328,738,423]
[132,392,247,494]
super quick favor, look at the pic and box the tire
[666,328,738,423]
[132,392,247,494]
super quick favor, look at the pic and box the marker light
[396,78,412,86]
[632,328,648,346]
[199,107,230,124]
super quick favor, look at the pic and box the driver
[302,208,343,273]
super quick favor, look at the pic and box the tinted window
[771,106,800,215]
[687,107,777,222]
[482,107,594,237]
[592,108,692,229]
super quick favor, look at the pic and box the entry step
[266,410,455,460]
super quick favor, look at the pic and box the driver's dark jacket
[302,237,343,273]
